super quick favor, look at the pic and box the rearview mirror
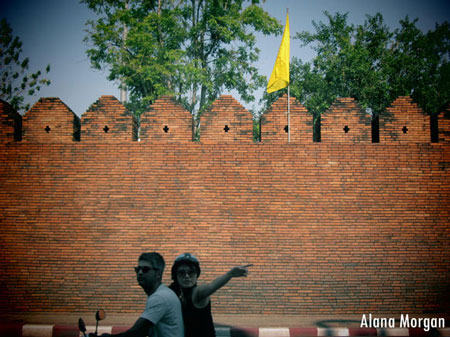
[78,318,86,333]
[96,309,106,321]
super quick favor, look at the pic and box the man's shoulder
[152,284,179,301]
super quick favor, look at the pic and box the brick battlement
[140,95,192,142]
[381,96,431,143]
[1,95,447,144]
[0,95,449,317]
[200,95,253,143]
[261,94,312,143]
[82,95,138,142]
[321,97,372,143]
[439,102,450,143]
[21,97,80,143]
[0,99,21,142]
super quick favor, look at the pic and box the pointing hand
[230,264,253,277]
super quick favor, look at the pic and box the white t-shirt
[140,284,184,337]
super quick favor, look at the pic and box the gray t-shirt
[140,284,184,337]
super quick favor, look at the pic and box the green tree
[0,19,51,112]
[262,12,450,141]
[83,0,281,137]
[386,18,450,116]
[83,0,186,115]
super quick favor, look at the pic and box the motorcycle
[79,309,106,337]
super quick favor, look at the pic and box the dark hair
[169,280,195,302]
[139,252,165,273]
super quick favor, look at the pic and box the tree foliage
[263,11,450,126]
[0,19,51,112]
[83,0,281,122]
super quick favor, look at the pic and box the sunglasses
[177,270,197,277]
[134,266,157,274]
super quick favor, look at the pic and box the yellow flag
[267,13,290,93]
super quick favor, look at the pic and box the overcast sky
[2,0,450,116]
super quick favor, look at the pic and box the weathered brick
[380,96,430,143]
[0,95,448,317]
[438,102,450,144]
[260,94,313,143]
[22,97,80,142]
[321,97,372,143]
[140,95,192,142]
[81,95,137,142]
[0,99,21,143]
[200,95,253,143]
[0,142,448,316]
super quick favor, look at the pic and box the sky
[2,0,450,117]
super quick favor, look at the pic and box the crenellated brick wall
[0,95,449,317]
[82,95,138,142]
[439,102,450,144]
[380,96,430,143]
[260,94,312,143]
[1,95,445,145]
[140,95,192,142]
[22,97,80,143]
[200,95,253,143]
[0,100,21,143]
[321,97,372,143]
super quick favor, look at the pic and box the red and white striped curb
[0,324,449,337]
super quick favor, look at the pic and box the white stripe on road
[317,327,349,336]
[259,328,291,337]
[22,324,54,337]
[215,327,231,337]
[85,325,112,335]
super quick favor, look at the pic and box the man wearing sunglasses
[100,252,184,337]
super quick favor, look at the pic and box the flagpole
[287,8,290,143]
[288,85,290,143]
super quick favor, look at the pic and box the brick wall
[439,102,450,144]
[22,97,80,142]
[200,95,253,143]
[0,95,449,317]
[260,94,313,143]
[0,99,21,143]
[82,95,138,142]
[380,96,430,143]
[321,97,372,143]
[140,95,192,142]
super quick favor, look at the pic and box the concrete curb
[1,324,449,337]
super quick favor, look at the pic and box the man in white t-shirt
[100,252,184,337]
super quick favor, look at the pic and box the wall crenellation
[0,94,448,144]
[380,96,431,143]
[0,99,21,142]
[321,97,372,143]
[82,95,138,143]
[260,94,312,143]
[200,95,254,143]
[0,94,449,316]
[140,95,192,142]
[21,97,81,143]
[438,102,450,143]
